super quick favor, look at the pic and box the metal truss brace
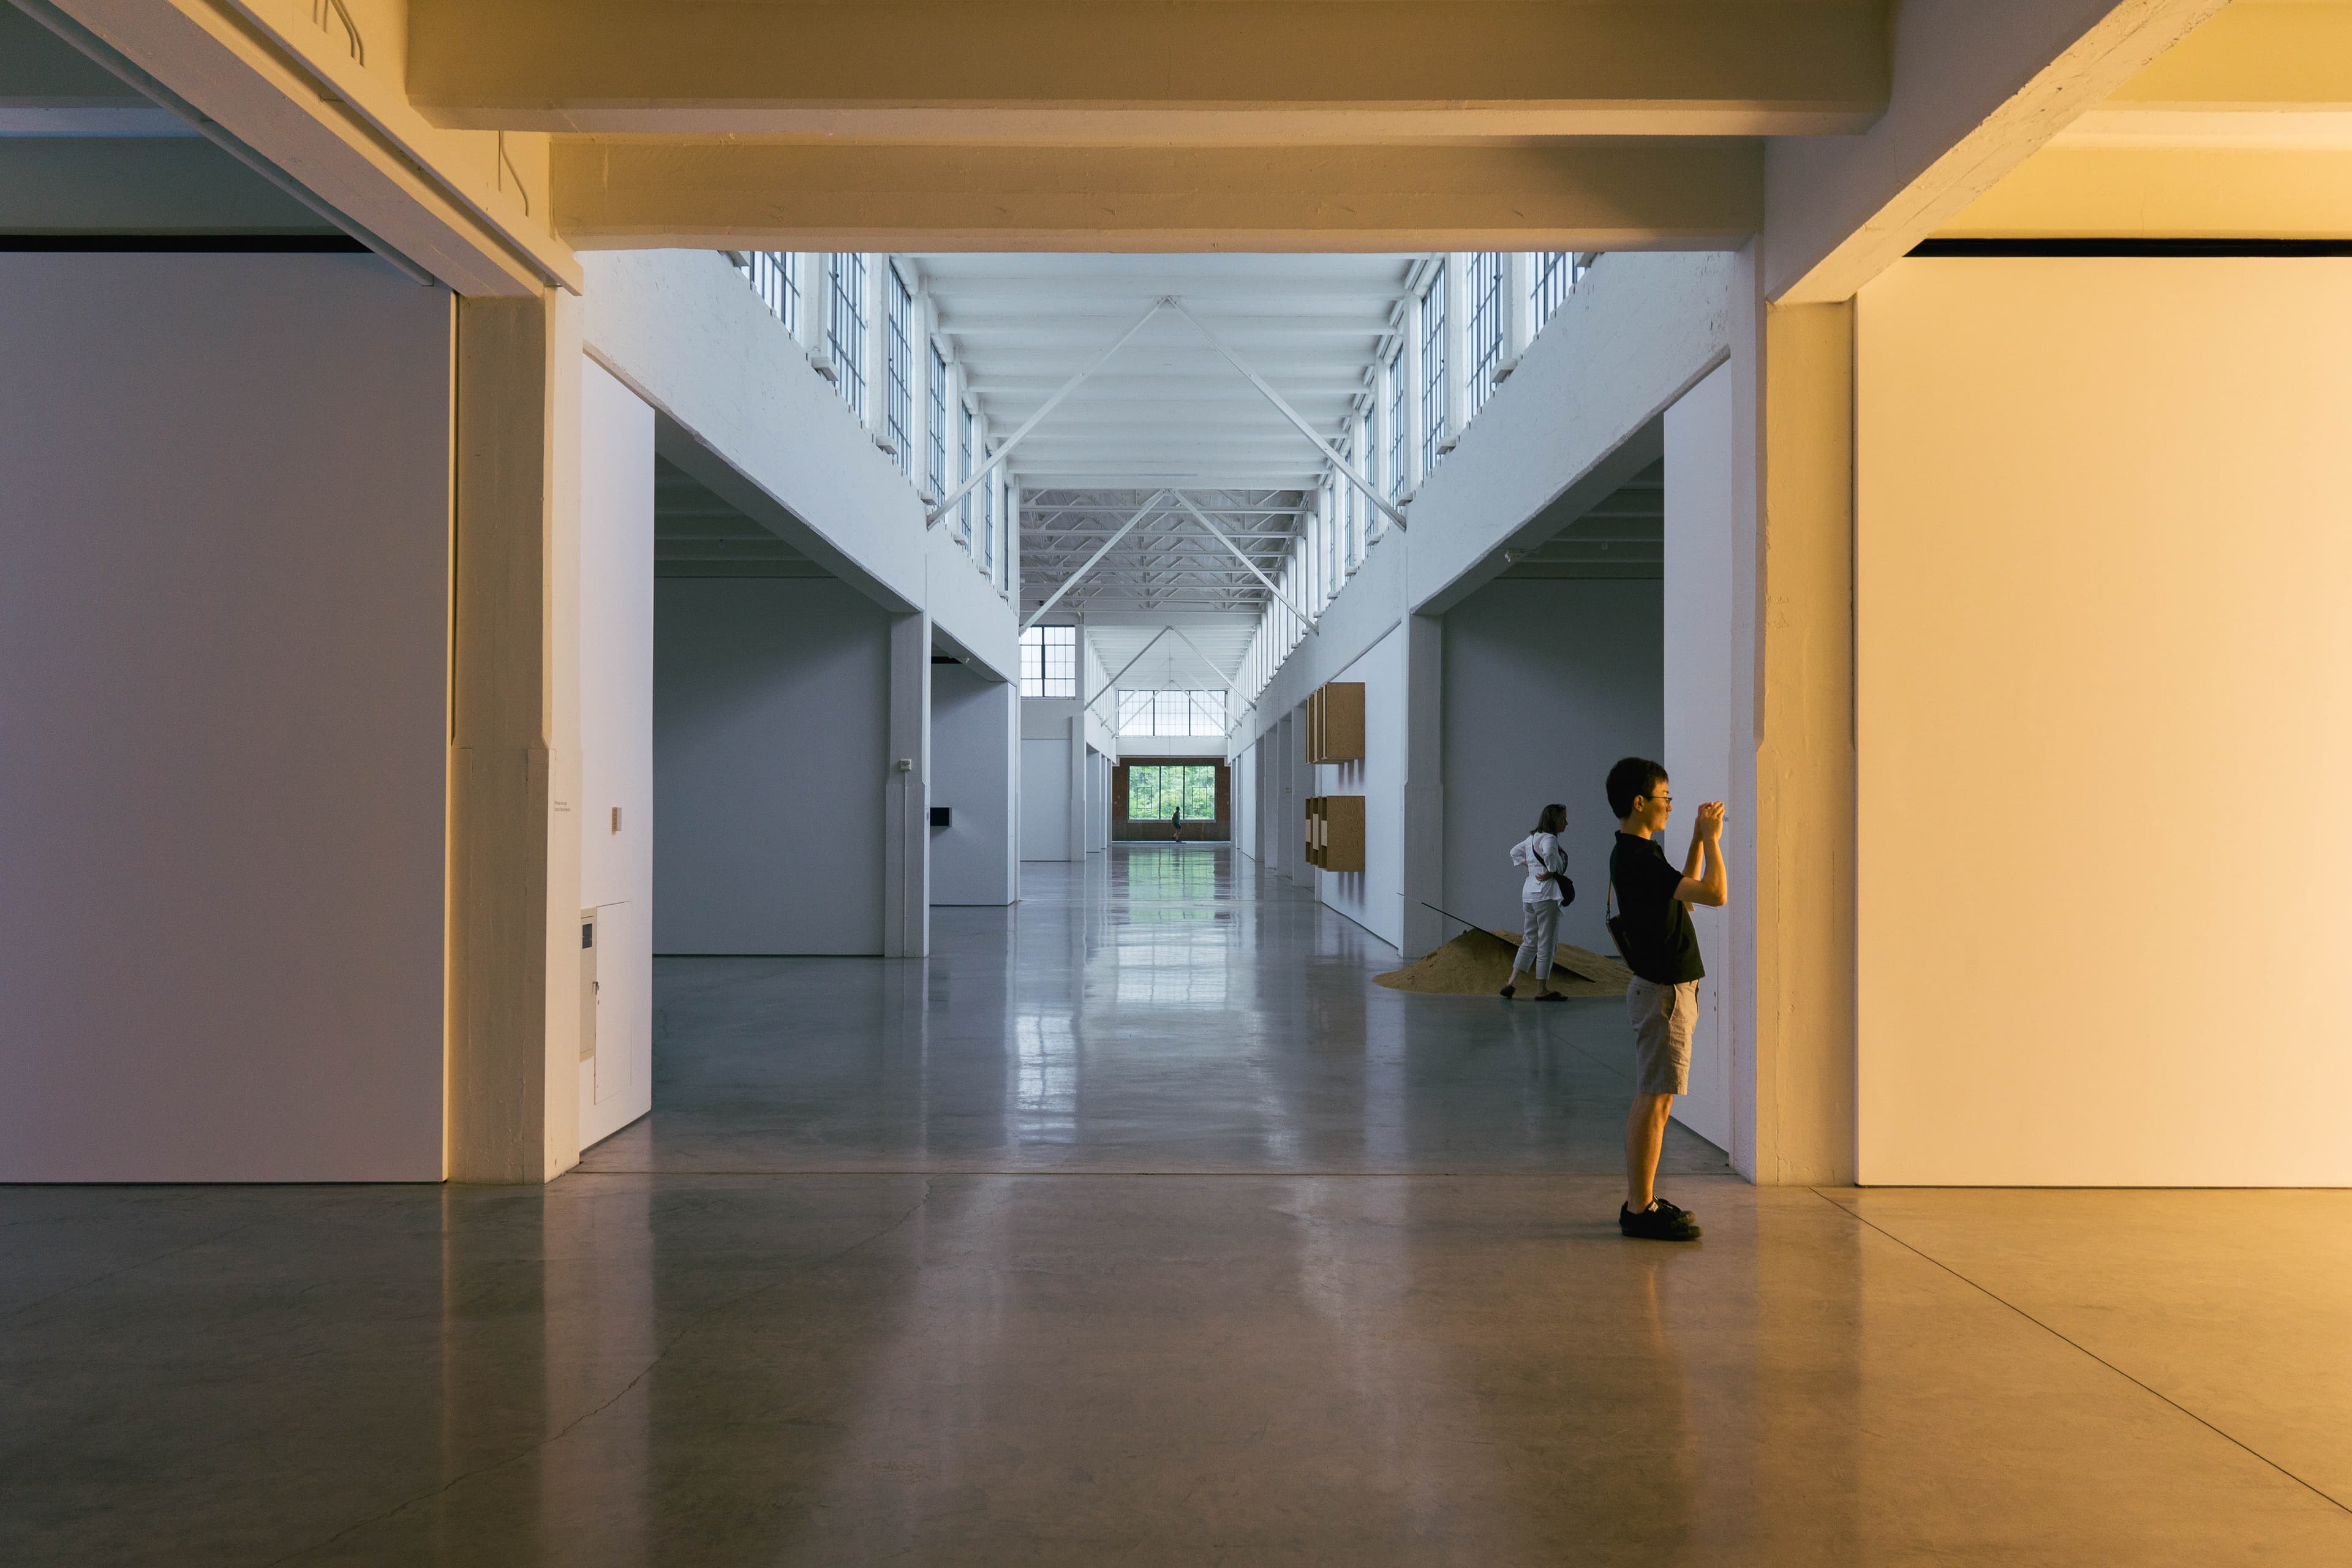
[1082,626,1178,716]
[1172,492,1318,634]
[1022,489,1171,630]
[1163,298,1409,533]
[928,299,1166,528]
[1167,626,1256,717]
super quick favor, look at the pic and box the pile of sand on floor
[1374,927,1634,997]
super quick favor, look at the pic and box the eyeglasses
[1640,794,1673,806]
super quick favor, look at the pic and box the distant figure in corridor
[1605,757,1728,1243]
[1170,804,1183,844]
[1499,804,1575,1000]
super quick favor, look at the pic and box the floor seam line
[1807,1187,2352,1517]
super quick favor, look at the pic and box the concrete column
[884,611,931,956]
[1505,250,1535,358]
[1729,248,1857,1185]
[914,285,937,494]
[1003,481,1020,594]
[864,252,889,439]
[449,289,584,1184]
[1066,717,1087,866]
[793,253,823,354]
[810,252,836,360]
[1400,614,1446,960]
[1276,710,1298,878]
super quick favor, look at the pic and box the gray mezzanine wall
[0,251,452,1182]
[1440,579,1664,956]
[931,660,1018,904]
[654,578,891,953]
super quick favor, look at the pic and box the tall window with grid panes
[927,345,948,499]
[1117,690,1224,738]
[1419,260,1446,479]
[1467,251,1504,420]
[825,252,866,420]
[884,264,914,475]
[738,252,800,335]
[1019,626,1077,698]
[1529,251,1586,336]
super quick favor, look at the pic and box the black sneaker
[1619,1198,1702,1241]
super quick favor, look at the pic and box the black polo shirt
[1609,832,1705,985]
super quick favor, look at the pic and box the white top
[1511,832,1568,904]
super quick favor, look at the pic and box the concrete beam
[551,141,1764,252]
[34,0,579,295]
[2106,2,2352,111]
[412,0,1886,138]
[1937,145,2352,238]
[1763,0,2233,304]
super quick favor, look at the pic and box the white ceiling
[913,253,1423,680]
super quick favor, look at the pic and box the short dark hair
[1534,803,1568,835]
[1606,757,1668,820]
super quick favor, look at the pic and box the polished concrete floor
[4,846,2349,1565]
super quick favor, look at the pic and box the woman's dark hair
[1533,803,1569,835]
[1605,757,1668,820]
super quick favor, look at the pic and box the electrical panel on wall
[1306,682,1365,763]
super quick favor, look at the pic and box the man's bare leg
[1625,1092,1673,1210]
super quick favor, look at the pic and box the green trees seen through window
[1128,764,1217,821]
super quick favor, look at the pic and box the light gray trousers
[1513,899,1561,978]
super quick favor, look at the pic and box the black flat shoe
[1499,983,1515,998]
[1619,1199,1702,1241]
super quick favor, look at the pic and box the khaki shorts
[1626,977,1697,1096]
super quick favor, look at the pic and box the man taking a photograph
[1604,757,1728,1242]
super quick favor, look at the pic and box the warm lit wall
[1441,581,1664,958]
[578,360,656,1148]
[1855,255,2352,1186]
[0,252,450,1180]
[654,579,889,953]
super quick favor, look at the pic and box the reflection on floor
[4,845,2348,1564]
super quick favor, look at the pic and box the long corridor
[5,846,2350,1564]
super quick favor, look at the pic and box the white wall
[1020,737,1071,860]
[932,662,1017,903]
[1311,624,1407,949]
[1087,748,1109,852]
[580,252,1017,684]
[1442,580,1664,956]
[578,361,657,1148]
[1663,366,1738,1151]
[0,252,450,1181]
[654,579,889,953]
[1235,741,1260,860]
[1855,256,2352,1186]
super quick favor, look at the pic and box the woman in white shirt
[1501,804,1574,1000]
